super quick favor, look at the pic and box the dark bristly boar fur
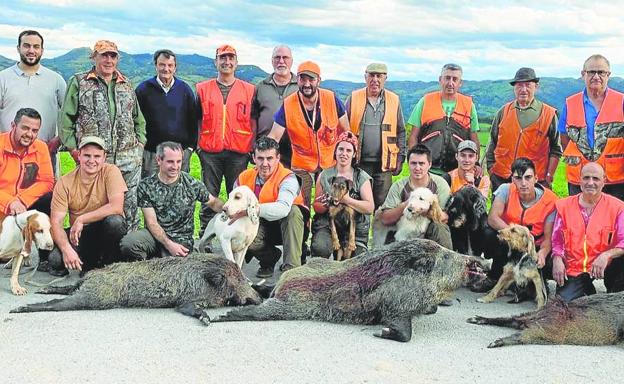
[467,292,624,348]
[207,239,480,342]
[10,253,261,315]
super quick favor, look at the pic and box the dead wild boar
[199,239,480,342]
[10,253,261,315]
[467,292,624,347]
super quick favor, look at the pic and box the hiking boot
[256,266,274,278]
[37,260,50,272]
[470,276,497,293]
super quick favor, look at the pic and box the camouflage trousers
[111,148,142,231]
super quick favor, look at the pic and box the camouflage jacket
[138,172,211,249]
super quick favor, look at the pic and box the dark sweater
[135,76,197,151]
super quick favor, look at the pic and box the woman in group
[311,131,375,258]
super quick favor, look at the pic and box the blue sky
[1,0,624,81]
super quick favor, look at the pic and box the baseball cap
[216,44,237,57]
[457,140,478,153]
[297,61,321,79]
[78,136,106,150]
[92,40,119,55]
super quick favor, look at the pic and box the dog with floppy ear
[195,186,260,271]
[476,224,548,309]
[327,176,357,261]
[0,210,54,295]
[445,186,488,256]
[372,187,445,247]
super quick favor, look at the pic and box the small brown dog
[476,224,547,309]
[328,176,356,261]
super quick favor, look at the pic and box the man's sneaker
[470,276,497,293]
[256,266,274,278]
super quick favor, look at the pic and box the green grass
[60,129,568,235]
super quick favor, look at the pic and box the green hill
[3,48,623,120]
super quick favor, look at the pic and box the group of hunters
[1,30,623,304]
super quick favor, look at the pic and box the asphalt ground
[1,256,623,384]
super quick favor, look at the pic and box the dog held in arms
[372,187,444,248]
[476,224,548,309]
[327,176,356,261]
[10,253,262,316]
[468,291,624,348]
[0,210,54,295]
[445,186,488,256]
[185,239,483,342]
[195,185,260,270]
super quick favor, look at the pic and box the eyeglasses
[583,70,610,78]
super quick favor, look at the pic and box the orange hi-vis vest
[420,91,472,131]
[237,162,306,209]
[349,88,400,172]
[491,101,557,180]
[563,89,624,184]
[418,91,473,171]
[196,79,255,154]
[501,183,558,245]
[556,193,624,277]
[284,89,344,172]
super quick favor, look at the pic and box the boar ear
[202,266,225,287]
[408,256,435,274]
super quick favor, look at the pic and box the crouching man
[375,144,452,248]
[120,141,221,260]
[48,136,128,276]
[233,137,308,278]
[552,162,624,302]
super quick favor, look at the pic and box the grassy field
[60,128,568,236]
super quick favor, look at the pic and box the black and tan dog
[445,186,488,256]
[476,224,547,309]
[328,176,356,261]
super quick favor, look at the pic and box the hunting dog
[445,186,488,256]
[327,176,357,261]
[372,187,444,248]
[196,186,260,270]
[0,210,54,295]
[476,224,547,309]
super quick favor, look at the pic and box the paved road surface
[1,259,622,384]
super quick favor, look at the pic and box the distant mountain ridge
[3,47,623,120]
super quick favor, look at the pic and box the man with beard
[268,60,350,207]
[195,45,255,230]
[251,45,298,167]
[0,30,66,173]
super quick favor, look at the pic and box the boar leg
[374,317,412,342]
[488,332,524,348]
[212,299,294,322]
[466,315,525,329]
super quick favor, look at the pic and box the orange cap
[297,60,321,79]
[216,44,237,57]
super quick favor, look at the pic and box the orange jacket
[237,162,306,208]
[284,89,344,172]
[501,183,557,245]
[563,89,624,184]
[196,79,255,154]
[490,101,557,180]
[445,168,490,198]
[349,88,400,171]
[556,193,624,276]
[0,132,54,214]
